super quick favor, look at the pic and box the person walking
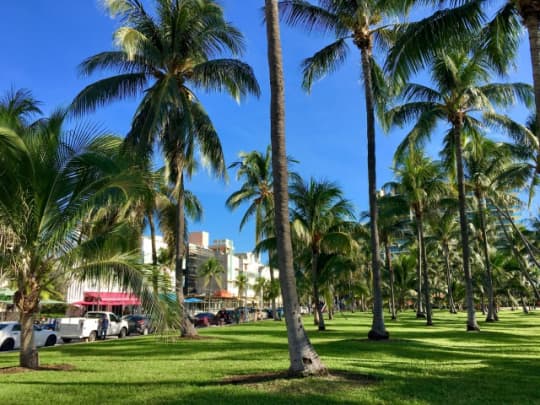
[99,314,109,340]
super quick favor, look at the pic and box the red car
[192,312,216,327]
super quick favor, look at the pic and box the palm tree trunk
[264,0,326,376]
[149,212,158,267]
[524,12,540,153]
[443,243,457,313]
[453,123,480,331]
[417,211,433,326]
[14,281,39,369]
[312,253,326,331]
[476,193,496,322]
[268,251,278,320]
[148,211,159,296]
[520,294,529,314]
[384,241,397,320]
[359,44,388,341]
[175,173,197,338]
[415,245,424,318]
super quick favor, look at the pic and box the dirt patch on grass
[0,364,75,374]
[222,369,378,394]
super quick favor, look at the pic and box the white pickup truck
[58,311,129,343]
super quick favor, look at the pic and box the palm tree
[198,257,225,295]
[386,148,447,325]
[387,1,540,176]
[72,0,260,337]
[280,0,423,340]
[376,194,410,320]
[253,276,267,309]
[386,46,533,331]
[226,146,280,318]
[264,0,326,375]
[234,273,249,304]
[0,91,155,369]
[426,204,460,314]
[290,177,355,331]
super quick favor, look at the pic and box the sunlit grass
[0,310,538,404]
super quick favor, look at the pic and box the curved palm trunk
[442,243,457,313]
[453,123,480,331]
[359,44,388,341]
[312,253,326,331]
[175,174,197,337]
[417,211,433,326]
[15,277,39,369]
[384,240,397,320]
[265,0,326,376]
[524,12,540,155]
[476,193,496,322]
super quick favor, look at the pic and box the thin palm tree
[253,276,267,309]
[386,148,447,325]
[264,0,326,375]
[376,194,410,320]
[426,204,460,314]
[72,0,260,337]
[290,177,355,331]
[226,146,279,318]
[280,0,424,340]
[0,91,155,368]
[386,46,533,331]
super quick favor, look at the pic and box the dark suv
[122,314,153,335]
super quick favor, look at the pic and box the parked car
[0,322,58,351]
[58,311,129,343]
[122,314,153,335]
[192,312,216,327]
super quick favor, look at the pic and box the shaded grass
[0,310,539,404]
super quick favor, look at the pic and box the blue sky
[0,1,535,253]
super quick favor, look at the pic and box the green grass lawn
[1,310,539,404]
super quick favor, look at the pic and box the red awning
[74,292,141,306]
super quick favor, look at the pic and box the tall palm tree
[388,1,540,176]
[386,148,447,325]
[386,46,533,331]
[72,0,260,337]
[198,257,225,295]
[226,146,280,318]
[426,204,460,314]
[290,177,355,331]
[280,0,423,340]
[376,194,410,320]
[264,0,326,375]
[0,91,155,369]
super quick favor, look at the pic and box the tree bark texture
[417,211,433,326]
[360,45,388,341]
[443,243,457,313]
[175,174,197,337]
[476,193,496,322]
[453,124,480,331]
[15,279,39,369]
[384,241,397,320]
[264,0,326,376]
[312,253,326,331]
